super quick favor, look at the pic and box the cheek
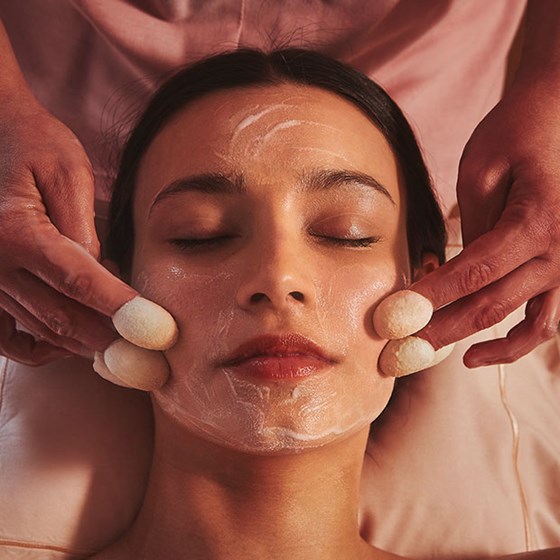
[130,254,236,356]
[316,257,407,341]
[320,257,404,402]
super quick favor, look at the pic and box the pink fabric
[0,357,152,558]
[2,2,558,559]
[359,223,560,557]
[0,0,525,214]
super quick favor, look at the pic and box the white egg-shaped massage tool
[93,351,133,389]
[373,290,433,339]
[113,296,178,350]
[379,336,436,378]
[103,339,170,391]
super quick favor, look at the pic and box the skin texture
[93,83,420,559]
[130,85,410,453]
[412,0,560,367]
[0,20,135,363]
[1,4,560,367]
[93,82,560,560]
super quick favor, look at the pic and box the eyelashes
[315,236,380,247]
[170,235,380,251]
[171,236,235,250]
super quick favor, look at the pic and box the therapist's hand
[411,78,560,367]
[0,91,137,365]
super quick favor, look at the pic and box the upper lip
[219,333,337,367]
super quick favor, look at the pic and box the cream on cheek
[129,237,404,454]
[129,89,407,453]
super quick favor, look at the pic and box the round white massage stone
[103,339,170,391]
[379,336,436,378]
[92,351,133,389]
[432,343,456,366]
[373,290,433,339]
[112,296,178,351]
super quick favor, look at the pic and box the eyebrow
[300,169,395,204]
[149,173,246,216]
[149,168,395,215]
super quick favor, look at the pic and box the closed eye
[315,236,381,247]
[170,236,234,250]
[170,235,381,251]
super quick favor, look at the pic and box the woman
[94,49,557,559]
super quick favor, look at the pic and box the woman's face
[130,83,411,454]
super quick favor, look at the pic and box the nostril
[249,291,304,303]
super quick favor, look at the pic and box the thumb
[35,158,101,260]
[456,150,510,246]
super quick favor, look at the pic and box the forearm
[514,0,560,86]
[0,18,34,98]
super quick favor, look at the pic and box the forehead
[136,83,403,206]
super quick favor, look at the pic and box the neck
[112,408,385,560]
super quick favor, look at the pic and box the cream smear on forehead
[214,100,362,166]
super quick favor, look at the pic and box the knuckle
[42,159,93,191]
[502,353,522,364]
[43,311,76,339]
[538,319,558,340]
[458,262,494,294]
[473,300,510,332]
[457,156,502,194]
[523,308,558,343]
[62,271,93,302]
[67,160,94,187]
[541,207,560,250]
[502,340,527,363]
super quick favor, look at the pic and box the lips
[219,333,337,380]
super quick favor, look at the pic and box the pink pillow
[1,223,559,557]
[0,356,153,557]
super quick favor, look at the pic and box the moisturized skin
[130,84,417,454]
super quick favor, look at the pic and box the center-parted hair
[106,48,446,274]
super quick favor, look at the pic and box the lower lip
[224,355,333,380]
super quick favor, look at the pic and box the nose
[235,234,316,312]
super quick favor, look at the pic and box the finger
[412,226,542,312]
[463,289,560,367]
[20,228,137,318]
[412,199,545,311]
[0,290,94,357]
[33,152,100,259]
[3,269,117,351]
[418,258,553,349]
[0,310,73,366]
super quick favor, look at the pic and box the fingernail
[465,353,495,368]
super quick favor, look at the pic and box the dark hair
[106,48,446,274]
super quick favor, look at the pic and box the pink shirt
[0,0,525,216]
[5,4,558,560]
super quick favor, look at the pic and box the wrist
[0,20,37,104]
[512,0,560,88]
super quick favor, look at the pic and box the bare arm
[412,0,560,368]
[0,18,137,364]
